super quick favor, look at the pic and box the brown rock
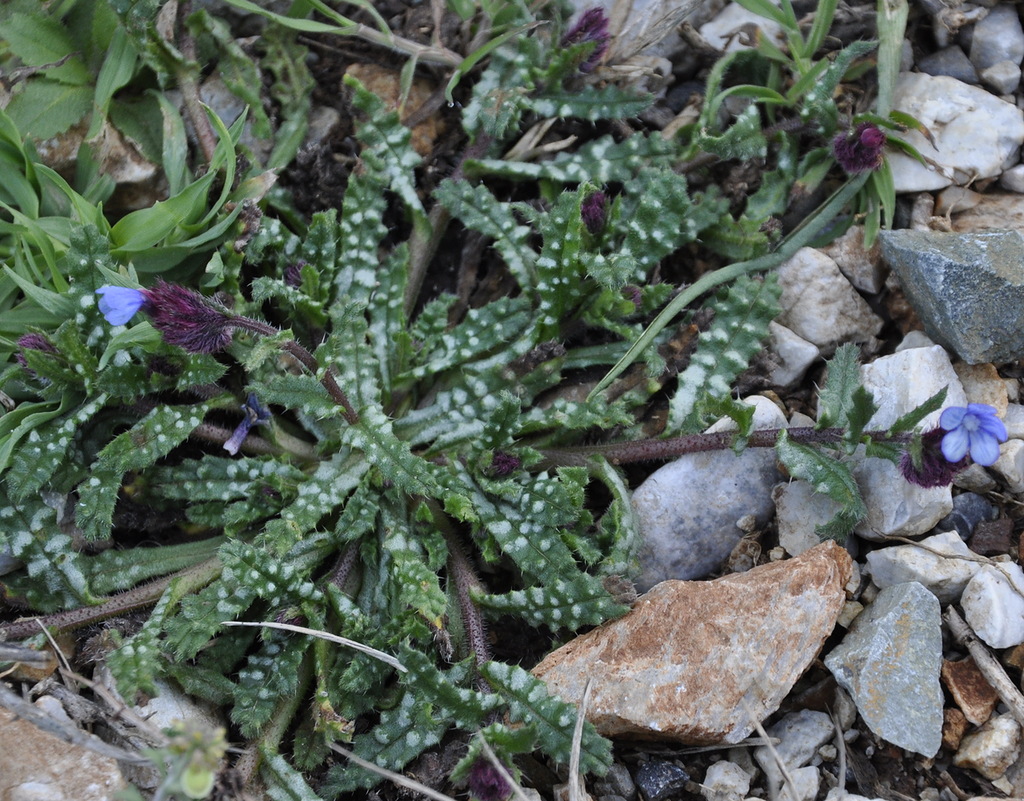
[0,703,128,800]
[970,518,1013,557]
[344,63,442,156]
[1003,642,1024,673]
[942,657,999,725]
[943,707,969,751]
[531,542,852,743]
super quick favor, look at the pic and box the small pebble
[953,713,1022,780]
[980,60,1021,95]
[700,761,750,801]
[969,4,1024,71]
[938,492,997,541]
[1001,164,1024,193]
[593,764,636,801]
[969,518,1012,556]
[917,45,979,84]
[635,761,689,801]
[961,563,1024,648]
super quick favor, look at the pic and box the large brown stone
[531,542,852,744]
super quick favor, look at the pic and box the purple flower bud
[468,758,512,801]
[284,261,307,288]
[621,284,642,310]
[900,428,967,488]
[97,281,239,355]
[15,333,57,370]
[832,122,886,173]
[561,7,610,72]
[581,191,607,234]
[224,393,272,455]
[490,451,522,477]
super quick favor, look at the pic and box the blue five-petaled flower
[940,404,1008,466]
[96,285,146,325]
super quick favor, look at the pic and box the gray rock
[768,322,819,387]
[969,5,1024,71]
[633,400,785,586]
[774,480,844,557]
[887,73,1024,191]
[754,710,834,793]
[0,546,21,576]
[825,582,944,757]
[594,764,636,801]
[865,531,980,604]
[980,60,1022,94]
[879,229,1024,364]
[938,491,998,540]
[786,766,820,801]
[635,761,688,801]
[961,563,1024,648]
[776,248,882,355]
[700,761,750,801]
[917,45,979,84]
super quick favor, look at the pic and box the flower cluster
[901,404,1007,488]
[561,7,610,72]
[832,122,886,173]
[97,281,235,354]
[581,190,607,234]
[468,758,512,801]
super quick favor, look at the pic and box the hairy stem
[176,1,218,163]
[539,426,913,467]
[426,499,492,689]
[0,558,222,641]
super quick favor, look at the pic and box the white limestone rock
[754,710,834,793]
[853,457,953,541]
[860,345,968,431]
[992,439,1024,493]
[961,563,1024,648]
[769,321,820,387]
[887,73,1024,192]
[1005,403,1024,439]
[864,531,980,604]
[969,4,1024,71]
[954,713,1022,780]
[700,761,751,801]
[776,248,882,354]
[699,2,786,53]
[820,226,888,294]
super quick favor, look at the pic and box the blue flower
[224,394,272,455]
[96,285,146,325]
[939,404,1008,466]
